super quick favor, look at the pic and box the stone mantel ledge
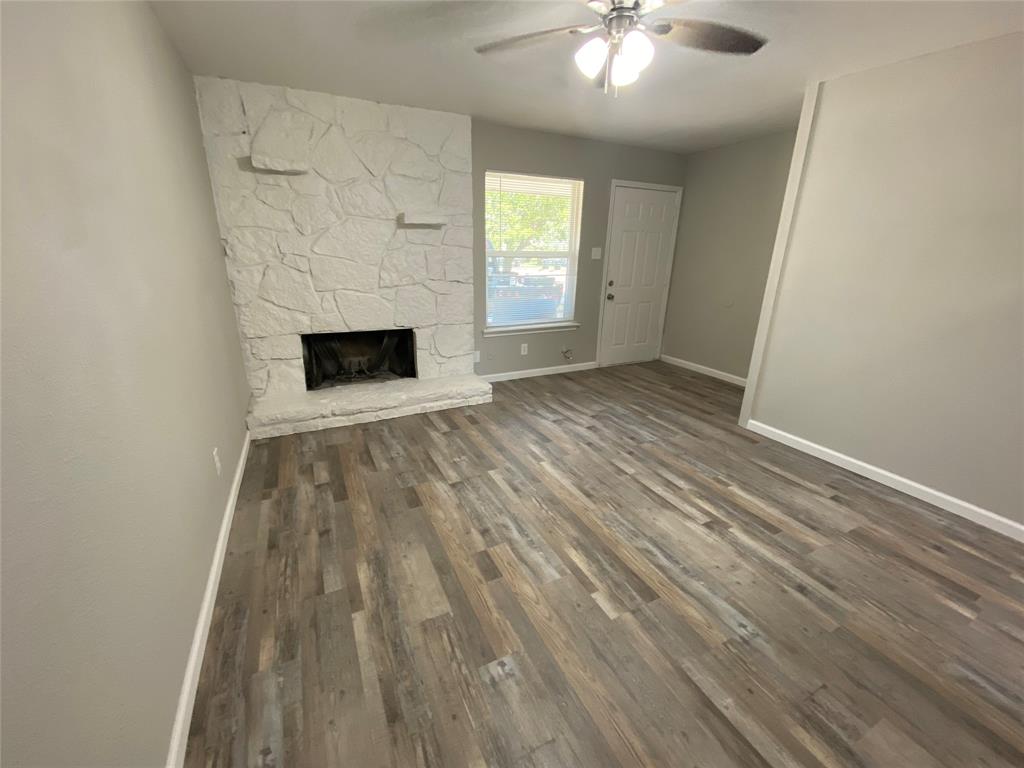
[248,374,492,438]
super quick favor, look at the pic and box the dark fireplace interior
[301,329,416,390]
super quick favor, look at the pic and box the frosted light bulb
[574,37,608,79]
[620,30,654,72]
[610,52,640,87]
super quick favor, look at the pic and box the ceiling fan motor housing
[605,6,641,40]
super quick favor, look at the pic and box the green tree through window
[485,189,572,252]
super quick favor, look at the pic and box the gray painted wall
[1,3,250,765]
[661,131,795,378]
[472,120,687,376]
[750,33,1023,522]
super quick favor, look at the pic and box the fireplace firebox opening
[301,329,416,390]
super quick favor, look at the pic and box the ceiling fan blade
[638,0,689,13]
[580,0,612,14]
[647,19,766,55]
[475,24,596,55]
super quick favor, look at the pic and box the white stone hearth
[249,375,492,438]
[194,76,490,432]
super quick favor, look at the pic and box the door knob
[606,293,615,300]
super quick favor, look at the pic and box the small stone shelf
[397,212,446,228]
[248,374,492,438]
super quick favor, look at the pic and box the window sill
[483,321,581,338]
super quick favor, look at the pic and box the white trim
[482,361,598,383]
[485,168,585,184]
[745,420,1024,544]
[659,354,746,387]
[596,186,616,364]
[482,321,580,337]
[593,186,614,366]
[608,178,684,194]
[597,179,684,366]
[166,430,251,768]
[739,82,822,425]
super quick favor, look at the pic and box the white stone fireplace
[194,77,490,437]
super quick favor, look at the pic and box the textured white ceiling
[152,1,1023,152]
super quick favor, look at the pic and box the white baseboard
[659,354,747,387]
[745,420,1024,544]
[481,361,598,383]
[166,430,251,768]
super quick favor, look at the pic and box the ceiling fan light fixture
[574,36,609,79]
[620,30,654,73]
[475,3,766,96]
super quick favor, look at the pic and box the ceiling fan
[475,0,766,93]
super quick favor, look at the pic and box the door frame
[596,179,684,366]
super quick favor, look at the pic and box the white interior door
[599,182,682,366]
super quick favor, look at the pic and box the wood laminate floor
[186,362,1024,768]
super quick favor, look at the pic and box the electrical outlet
[473,350,481,363]
[213,447,222,476]
[520,343,528,356]
[591,246,602,260]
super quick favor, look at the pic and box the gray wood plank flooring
[186,362,1024,767]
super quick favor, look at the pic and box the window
[485,171,584,329]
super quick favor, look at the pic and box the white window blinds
[484,171,584,328]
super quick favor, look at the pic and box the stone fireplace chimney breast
[195,77,489,436]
